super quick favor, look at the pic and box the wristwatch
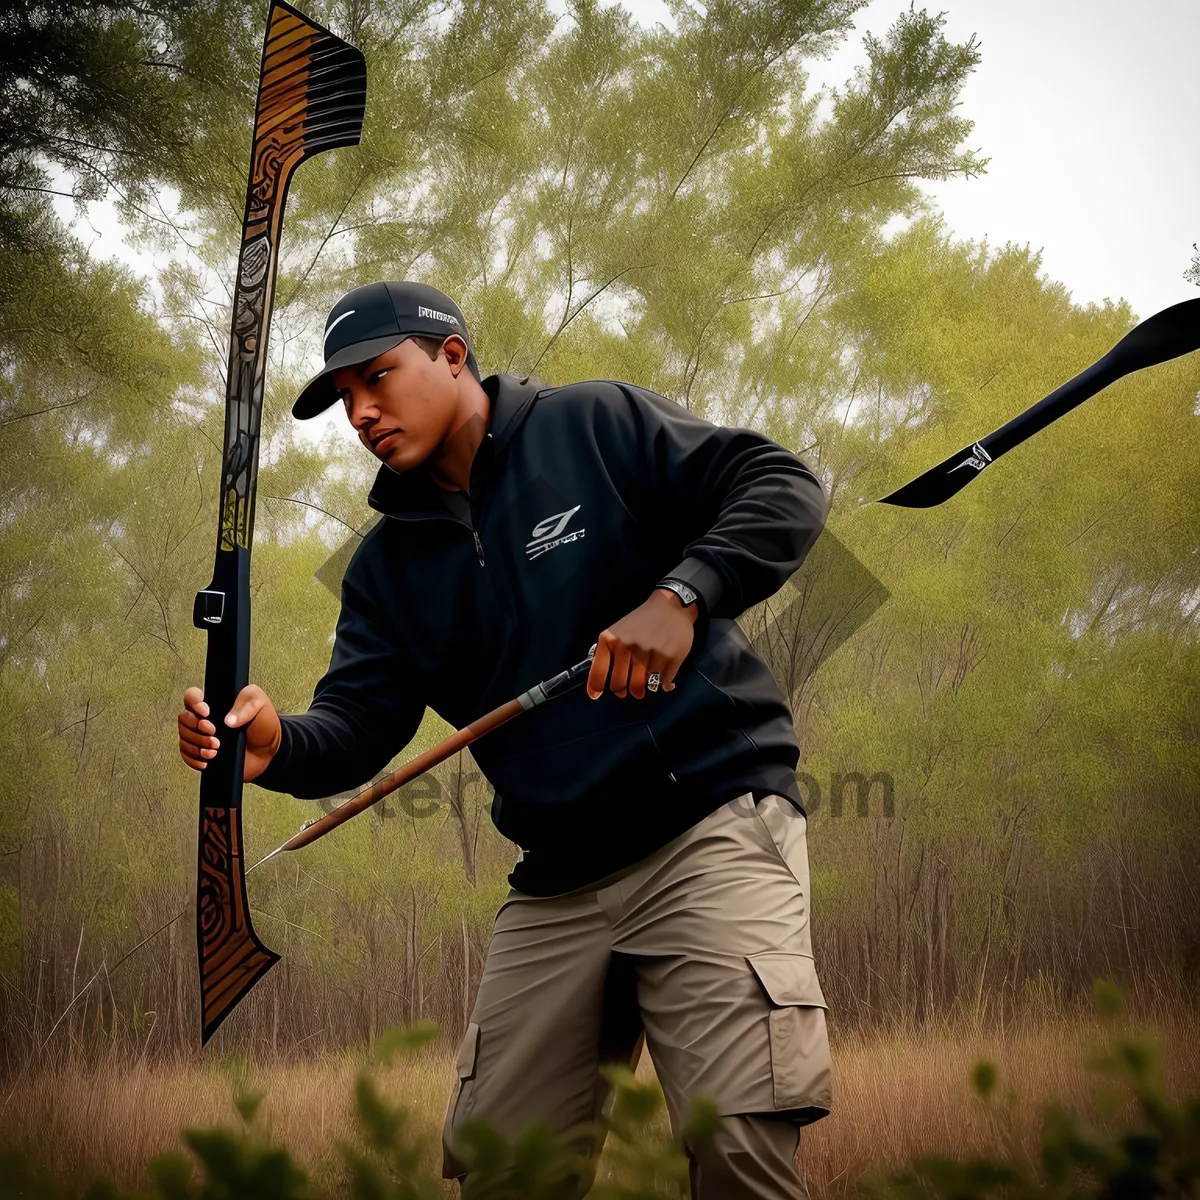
[655,577,702,612]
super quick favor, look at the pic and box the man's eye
[368,368,390,386]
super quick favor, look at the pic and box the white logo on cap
[418,304,459,326]
[323,309,356,349]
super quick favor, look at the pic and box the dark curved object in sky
[878,297,1200,509]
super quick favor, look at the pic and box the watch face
[663,580,696,605]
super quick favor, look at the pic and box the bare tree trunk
[369,913,379,1044]
[407,885,417,1026]
[416,953,423,1022]
[938,871,949,1009]
[449,751,477,886]
[924,876,935,1021]
[462,916,471,1031]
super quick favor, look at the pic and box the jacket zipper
[383,510,485,566]
[470,437,493,566]
[379,433,493,566]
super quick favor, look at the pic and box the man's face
[330,335,464,470]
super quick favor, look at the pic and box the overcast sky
[624,0,1199,322]
[58,0,1198,448]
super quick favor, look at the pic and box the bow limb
[192,1,367,1046]
[877,298,1200,508]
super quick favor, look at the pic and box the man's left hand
[587,588,699,700]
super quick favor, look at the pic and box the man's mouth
[371,429,400,449]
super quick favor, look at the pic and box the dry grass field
[3,1005,1198,1197]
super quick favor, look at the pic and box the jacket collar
[366,373,542,519]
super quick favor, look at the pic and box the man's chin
[373,435,408,462]
[378,443,429,474]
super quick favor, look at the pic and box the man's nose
[347,391,378,429]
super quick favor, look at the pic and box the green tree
[6,0,1196,1066]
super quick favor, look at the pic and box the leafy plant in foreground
[2,984,1197,1199]
[860,982,1200,1199]
[13,1020,712,1200]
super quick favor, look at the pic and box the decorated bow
[192,1,366,1045]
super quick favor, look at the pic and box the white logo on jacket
[526,504,585,560]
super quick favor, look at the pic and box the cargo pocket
[441,1021,481,1178]
[746,951,832,1121]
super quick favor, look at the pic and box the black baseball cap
[292,280,481,420]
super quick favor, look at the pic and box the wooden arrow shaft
[249,645,599,866]
[282,696,526,851]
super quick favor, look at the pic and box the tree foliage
[1,0,1196,1065]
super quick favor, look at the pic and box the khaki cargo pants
[441,791,833,1199]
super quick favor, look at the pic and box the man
[178,280,833,1198]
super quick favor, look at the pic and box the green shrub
[860,982,1200,1199]
[0,1021,716,1200]
[2,984,1197,1199]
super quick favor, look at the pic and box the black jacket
[253,373,828,895]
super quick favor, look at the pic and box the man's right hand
[179,684,282,783]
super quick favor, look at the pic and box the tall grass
[4,1005,1198,1197]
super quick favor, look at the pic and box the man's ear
[442,334,468,376]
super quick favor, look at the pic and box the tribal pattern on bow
[192,1,366,1045]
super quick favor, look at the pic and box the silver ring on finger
[647,672,661,692]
